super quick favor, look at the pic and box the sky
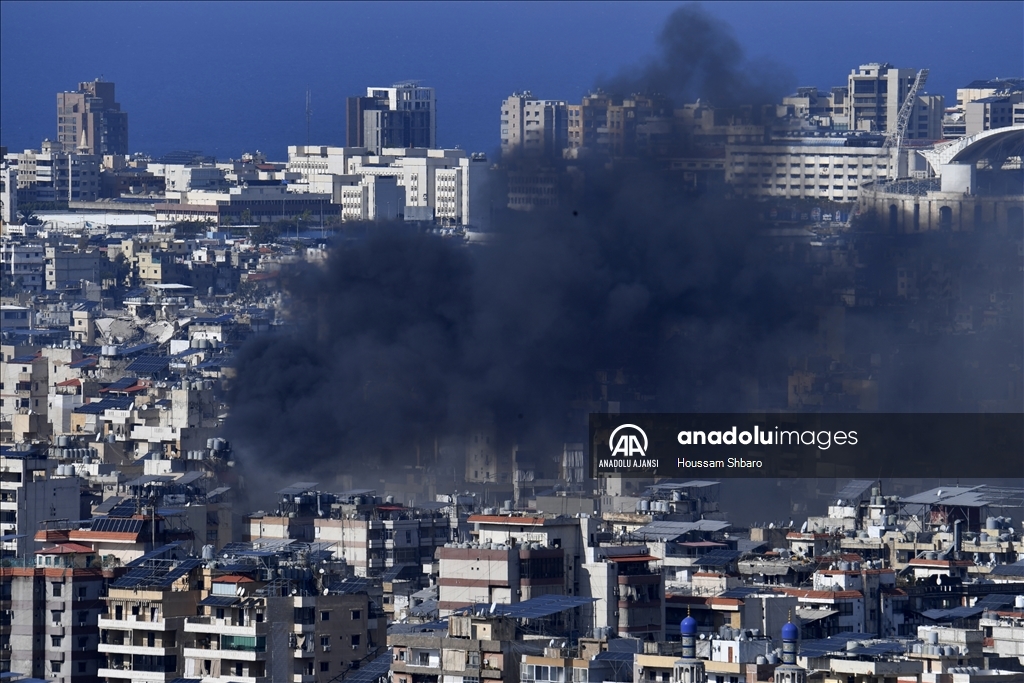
[1,1,1021,160]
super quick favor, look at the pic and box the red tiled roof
[468,514,548,525]
[607,555,659,563]
[213,575,257,584]
[38,542,95,555]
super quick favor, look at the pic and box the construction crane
[884,68,929,179]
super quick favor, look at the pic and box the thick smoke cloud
[226,168,813,480]
[598,4,794,106]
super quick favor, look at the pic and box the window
[320,610,330,621]
[351,634,361,648]
[51,636,63,647]
[78,662,87,673]
[77,587,87,599]
[50,661,62,673]
[321,635,330,649]
[321,661,330,672]
[51,582,62,597]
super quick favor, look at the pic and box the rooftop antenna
[305,87,312,146]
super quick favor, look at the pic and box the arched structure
[920,125,1024,175]
[858,126,1023,233]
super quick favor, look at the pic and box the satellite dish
[319,568,325,574]
[489,602,497,614]
[323,588,329,595]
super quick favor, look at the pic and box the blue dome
[782,622,799,641]
[681,616,698,635]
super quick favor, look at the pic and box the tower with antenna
[305,87,312,146]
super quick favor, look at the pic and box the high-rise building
[346,83,436,152]
[56,79,129,155]
[846,63,943,139]
[500,92,568,157]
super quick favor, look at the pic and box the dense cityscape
[2,4,1024,683]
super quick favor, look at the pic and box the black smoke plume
[226,168,813,481]
[597,3,794,107]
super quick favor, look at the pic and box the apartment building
[501,93,568,158]
[846,63,943,139]
[98,555,203,682]
[390,613,522,683]
[725,140,892,202]
[6,141,101,204]
[347,83,437,152]
[45,247,101,291]
[56,79,128,156]
[5,543,106,682]
[1,243,45,293]
[182,577,385,681]
[0,448,79,561]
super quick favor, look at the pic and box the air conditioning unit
[323,645,331,652]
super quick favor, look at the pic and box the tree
[249,223,281,245]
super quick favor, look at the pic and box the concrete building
[347,83,436,152]
[347,148,490,228]
[501,93,569,158]
[581,548,664,641]
[5,142,101,204]
[846,63,944,139]
[97,556,204,683]
[1,353,52,442]
[956,78,1024,109]
[154,185,336,225]
[390,613,521,683]
[181,577,385,681]
[0,163,16,224]
[0,448,79,560]
[965,96,1024,137]
[5,542,107,682]
[56,79,129,156]
[726,139,892,202]
[45,247,101,291]
[1,243,46,293]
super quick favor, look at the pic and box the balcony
[184,645,265,662]
[98,616,168,631]
[184,616,266,637]
[98,643,173,657]
[97,668,178,683]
